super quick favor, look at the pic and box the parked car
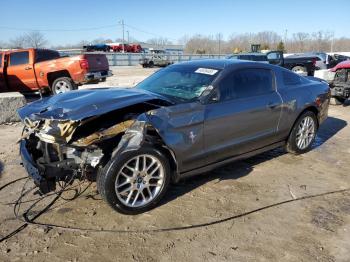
[139,54,173,68]
[0,48,112,94]
[329,60,350,104]
[106,43,143,53]
[83,44,111,52]
[18,59,330,214]
[305,52,350,70]
[227,51,316,76]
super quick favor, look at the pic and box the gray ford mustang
[18,59,330,214]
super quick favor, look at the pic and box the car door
[5,50,37,92]
[0,53,6,91]
[203,67,282,164]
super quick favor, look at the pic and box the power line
[0,23,177,41]
[0,24,118,32]
[124,23,177,41]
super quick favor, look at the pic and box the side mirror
[199,87,220,104]
[209,90,220,102]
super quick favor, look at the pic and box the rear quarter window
[252,55,267,62]
[0,53,2,68]
[282,71,302,86]
[9,51,29,66]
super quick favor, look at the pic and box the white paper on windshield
[195,68,218,75]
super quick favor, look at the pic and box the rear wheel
[286,111,318,154]
[51,77,77,95]
[97,146,171,214]
[148,61,154,68]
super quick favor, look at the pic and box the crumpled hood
[18,88,167,121]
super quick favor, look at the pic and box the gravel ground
[0,67,350,262]
[81,66,159,89]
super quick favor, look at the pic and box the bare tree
[147,37,173,47]
[183,34,217,54]
[0,41,9,49]
[9,35,27,48]
[25,31,48,48]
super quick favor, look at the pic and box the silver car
[18,59,330,214]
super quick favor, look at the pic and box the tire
[51,77,77,95]
[286,111,318,154]
[148,61,154,68]
[330,97,346,105]
[97,146,171,215]
[100,77,107,82]
[292,66,307,75]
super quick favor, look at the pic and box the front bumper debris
[20,140,55,193]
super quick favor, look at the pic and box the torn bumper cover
[19,136,104,193]
[20,140,43,189]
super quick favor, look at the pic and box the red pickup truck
[0,48,112,94]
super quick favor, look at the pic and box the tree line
[181,31,350,54]
[1,30,349,54]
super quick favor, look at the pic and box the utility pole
[217,33,222,55]
[119,19,125,53]
[127,30,130,44]
[284,29,288,44]
[331,31,335,53]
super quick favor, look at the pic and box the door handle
[24,66,32,70]
[267,102,278,109]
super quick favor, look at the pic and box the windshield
[136,65,220,102]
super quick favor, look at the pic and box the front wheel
[97,147,171,214]
[286,111,318,154]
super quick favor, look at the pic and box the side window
[219,69,274,101]
[218,74,236,101]
[9,51,29,66]
[239,55,252,61]
[234,69,273,98]
[282,71,302,86]
[0,54,2,68]
[35,50,60,63]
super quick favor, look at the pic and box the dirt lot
[0,67,350,261]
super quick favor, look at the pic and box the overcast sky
[1,0,349,46]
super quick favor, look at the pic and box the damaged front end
[20,117,130,193]
[18,88,174,194]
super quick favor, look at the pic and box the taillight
[80,59,89,69]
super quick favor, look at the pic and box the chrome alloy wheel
[115,154,165,208]
[295,116,316,150]
[54,80,71,94]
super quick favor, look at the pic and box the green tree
[277,41,286,52]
